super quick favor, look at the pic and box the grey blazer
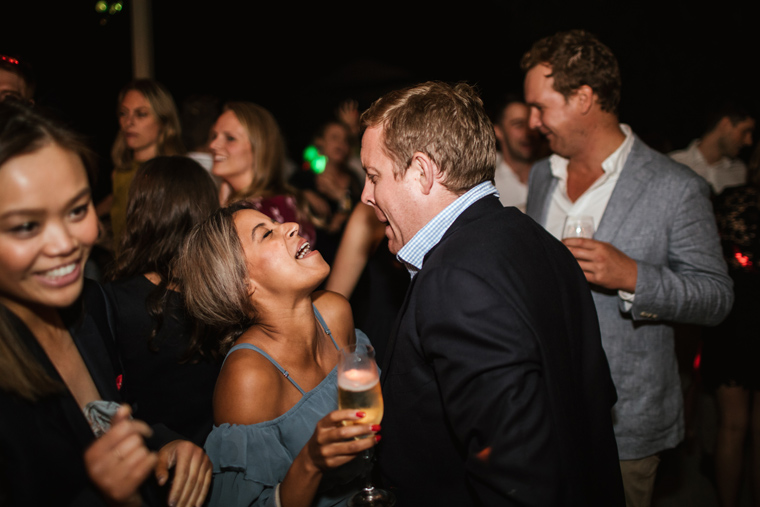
[526,135,733,460]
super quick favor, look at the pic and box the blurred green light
[95,1,108,13]
[312,156,327,174]
[303,145,319,161]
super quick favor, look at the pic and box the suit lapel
[380,196,500,383]
[594,137,655,244]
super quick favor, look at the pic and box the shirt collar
[397,181,498,277]
[550,123,635,181]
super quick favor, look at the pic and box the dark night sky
[3,1,758,198]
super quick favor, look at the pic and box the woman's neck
[133,143,158,162]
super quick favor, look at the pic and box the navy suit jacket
[377,195,624,506]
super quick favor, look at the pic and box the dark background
[2,1,757,200]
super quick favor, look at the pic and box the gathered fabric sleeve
[204,423,295,507]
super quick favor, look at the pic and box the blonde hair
[361,81,496,193]
[111,79,185,171]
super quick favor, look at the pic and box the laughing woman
[0,100,210,507]
[177,202,377,506]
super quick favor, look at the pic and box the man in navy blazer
[523,30,733,506]
[360,81,624,505]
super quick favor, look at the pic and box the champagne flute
[338,343,395,506]
[562,215,595,239]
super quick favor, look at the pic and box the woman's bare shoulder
[213,344,287,425]
[311,290,354,348]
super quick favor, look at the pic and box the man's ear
[574,85,595,115]
[410,152,437,195]
[493,124,504,144]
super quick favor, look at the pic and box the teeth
[296,242,311,259]
[43,263,76,278]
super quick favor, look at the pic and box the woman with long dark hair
[0,100,210,507]
[105,156,221,446]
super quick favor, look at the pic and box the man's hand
[155,440,212,507]
[563,238,638,292]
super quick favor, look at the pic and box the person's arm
[565,175,733,325]
[416,265,563,505]
[325,204,385,299]
[212,344,376,507]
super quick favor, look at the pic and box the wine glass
[562,215,595,239]
[338,343,395,506]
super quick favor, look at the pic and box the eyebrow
[0,187,91,219]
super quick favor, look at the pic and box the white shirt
[669,139,747,194]
[545,124,636,304]
[544,124,635,240]
[493,157,528,212]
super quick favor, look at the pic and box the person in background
[180,93,221,173]
[0,99,210,507]
[98,79,185,253]
[523,29,733,507]
[489,93,541,211]
[210,101,316,245]
[670,102,755,195]
[0,52,35,104]
[104,156,221,447]
[700,142,760,507]
[291,119,363,266]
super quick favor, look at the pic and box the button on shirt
[397,181,499,278]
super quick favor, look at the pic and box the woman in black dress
[105,156,221,446]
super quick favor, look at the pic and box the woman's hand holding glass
[303,409,379,473]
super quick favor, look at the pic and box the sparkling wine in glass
[338,343,395,506]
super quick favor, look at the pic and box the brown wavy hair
[521,29,621,115]
[107,156,219,359]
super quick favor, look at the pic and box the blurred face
[233,209,328,295]
[524,64,582,158]
[316,123,350,165]
[118,90,161,161]
[720,117,755,158]
[209,110,254,191]
[0,68,31,102]
[360,126,422,255]
[495,102,539,163]
[0,143,98,312]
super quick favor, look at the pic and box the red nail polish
[356,411,366,418]
[371,424,381,432]
[375,434,382,443]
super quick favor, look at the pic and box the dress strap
[312,304,340,351]
[225,343,305,395]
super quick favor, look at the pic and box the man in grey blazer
[523,30,733,507]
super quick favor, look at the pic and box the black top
[103,275,221,446]
[0,280,183,506]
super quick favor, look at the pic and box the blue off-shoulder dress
[204,308,370,507]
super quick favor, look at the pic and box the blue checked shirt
[397,181,499,278]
